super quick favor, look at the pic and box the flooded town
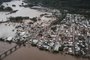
[0,0,90,60]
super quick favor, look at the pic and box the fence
[0,44,21,60]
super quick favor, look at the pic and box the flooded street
[0,42,16,55]
[3,46,88,60]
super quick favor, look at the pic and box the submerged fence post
[0,55,1,60]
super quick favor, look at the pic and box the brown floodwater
[3,45,89,60]
[0,42,16,55]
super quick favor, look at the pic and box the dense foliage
[26,0,90,25]
[0,6,13,11]
[26,0,90,9]
[0,0,11,5]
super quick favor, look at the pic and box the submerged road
[0,41,23,60]
[3,44,89,60]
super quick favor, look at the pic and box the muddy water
[3,45,88,60]
[0,42,16,54]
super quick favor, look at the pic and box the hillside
[26,0,90,15]
[0,0,11,5]
[26,0,90,9]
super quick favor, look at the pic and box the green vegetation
[0,5,4,11]
[26,0,90,15]
[0,5,13,11]
[26,0,90,9]
[4,7,13,11]
[12,5,16,7]
[8,16,29,23]
[26,0,90,25]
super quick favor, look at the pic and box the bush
[12,4,16,7]
[30,17,37,22]
[9,17,23,23]
[0,5,4,11]
[4,7,13,11]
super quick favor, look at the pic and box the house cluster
[24,13,90,57]
[0,12,90,58]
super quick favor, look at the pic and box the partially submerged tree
[4,7,13,11]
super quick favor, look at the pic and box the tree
[0,5,4,11]
[4,7,13,11]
